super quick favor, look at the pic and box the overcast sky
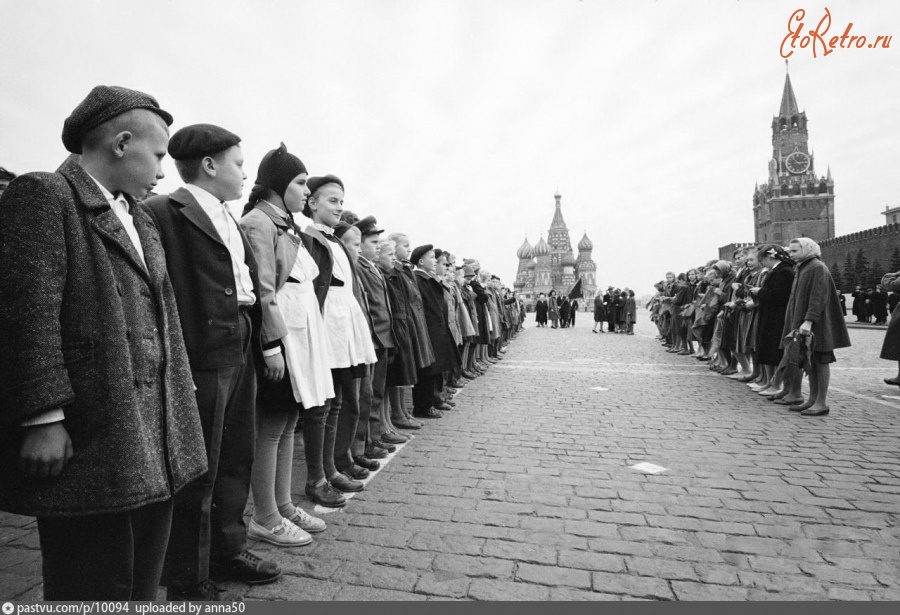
[2,0,899,293]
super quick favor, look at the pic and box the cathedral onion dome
[533,236,550,256]
[561,254,576,267]
[516,237,534,259]
[578,232,593,252]
[525,260,536,270]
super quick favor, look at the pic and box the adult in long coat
[548,290,560,328]
[878,273,900,385]
[851,286,865,322]
[535,294,549,326]
[870,285,889,324]
[0,125,207,598]
[779,238,850,416]
[592,294,606,331]
[750,245,795,395]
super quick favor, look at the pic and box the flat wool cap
[62,85,173,154]
[354,215,383,236]
[308,174,344,197]
[410,244,434,266]
[168,124,240,160]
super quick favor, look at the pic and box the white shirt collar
[184,183,224,210]
[312,222,334,235]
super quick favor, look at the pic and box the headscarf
[713,260,732,276]
[758,243,793,266]
[789,237,821,263]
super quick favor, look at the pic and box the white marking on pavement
[630,462,668,474]
[313,438,413,515]
[829,386,900,410]
[591,386,610,391]
[881,395,900,401]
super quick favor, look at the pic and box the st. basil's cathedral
[513,191,597,310]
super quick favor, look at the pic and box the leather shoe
[380,431,408,444]
[434,401,453,411]
[305,480,347,508]
[442,399,457,407]
[373,440,396,453]
[884,377,900,386]
[210,550,282,585]
[365,444,389,458]
[354,455,381,471]
[329,472,364,493]
[413,407,443,419]
[394,418,421,430]
[461,370,478,379]
[337,463,370,480]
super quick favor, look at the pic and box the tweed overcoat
[0,160,207,517]
[143,188,263,367]
[780,257,851,353]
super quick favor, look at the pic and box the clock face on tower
[785,151,811,174]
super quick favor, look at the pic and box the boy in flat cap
[143,124,281,597]
[353,216,404,465]
[0,85,207,600]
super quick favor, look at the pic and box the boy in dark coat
[0,86,207,600]
[143,124,281,597]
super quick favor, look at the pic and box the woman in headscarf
[748,244,795,396]
[777,237,850,416]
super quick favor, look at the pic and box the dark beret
[308,174,344,197]
[410,244,434,267]
[62,85,173,154]
[340,210,359,225]
[354,215,383,236]
[433,248,444,261]
[334,221,354,239]
[168,124,240,160]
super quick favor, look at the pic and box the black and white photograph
[1,0,899,603]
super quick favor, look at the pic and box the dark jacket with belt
[143,188,263,368]
[0,160,207,517]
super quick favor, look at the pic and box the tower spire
[779,69,799,117]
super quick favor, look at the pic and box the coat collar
[255,201,292,230]
[58,160,151,279]
[169,186,226,247]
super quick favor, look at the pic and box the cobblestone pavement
[2,309,899,601]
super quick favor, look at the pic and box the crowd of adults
[0,85,525,601]
[647,240,850,417]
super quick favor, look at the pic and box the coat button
[229,326,236,335]
[224,288,234,296]
[208,319,214,325]
[219,251,229,261]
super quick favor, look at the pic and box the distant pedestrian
[535,292,548,327]
[592,293,606,332]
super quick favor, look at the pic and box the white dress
[278,244,335,407]
[323,240,377,369]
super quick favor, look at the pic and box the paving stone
[671,581,749,601]
[557,549,627,573]
[625,556,699,581]
[330,561,419,592]
[247,575,342,601]
[481,539,557,564]
[432,554,515,579]
[334,585,428,601]
[467,579,551,601]
[591,572,675,600]
[414,572,471,598]
[515,563,592,589]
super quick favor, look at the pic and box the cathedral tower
[753,66,835,244]
[576,232,597,301]
[547,191,576,294]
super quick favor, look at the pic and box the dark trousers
[330,367,361,470]
[163,313,256,587]
[413,370,440,412]
[355,348,388,458]
[38,499,173,600]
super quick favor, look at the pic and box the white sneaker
[248,517,312,547]
[287,505,326,533]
